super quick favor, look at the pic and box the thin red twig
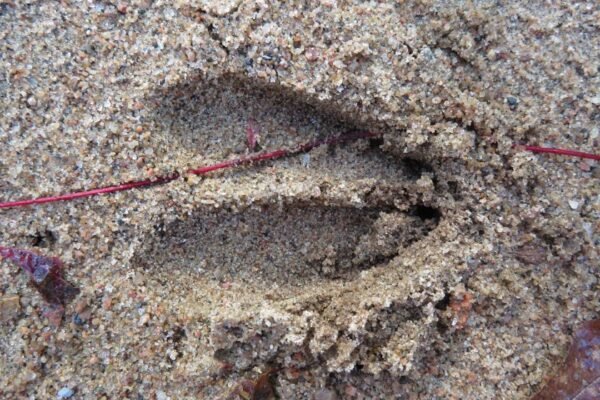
[0,131,380,210]
[0,134,596,210]
[0,174,180,209]
[517,145,599,161]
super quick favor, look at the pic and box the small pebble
[568,199,580,210]
[185,49,197,62]
[24,371,37,382]
[301,153,311,168]
[506,96,518,109]
[57,387,74,399]
[582,222,592,238]
[156,390,168,400]
[72,314,85,326]
[332,59,346,69]
[293,33,302,48]
[305,47,320,62]
[0,295,21,323]
[102,296,113,310]
[139,313,150,325]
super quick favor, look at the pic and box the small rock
[568,199,580,210]
[185,49,197,62]
[26,96,37,107]
[588,95,600,105]
[116,3,127,14]
[301,153,311,168]
[72,313,85,326]
[0,295,21,323]
[156,390,168,400]
[582,222,593,238]
[292,33,302,48]
[24,370,38,382]
[305,47,320,62]
[102,296,113,310]
[506,96,518,109]
[320,0,337,7]
[332,59,346,69]
[139,313,150,325]
[57,387,74,399]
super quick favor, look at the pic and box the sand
[0,1,598,399]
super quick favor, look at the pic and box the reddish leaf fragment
[532,319,600,400]
[251,369,276,400]
[246,117,261,152]
[0,246,79,307]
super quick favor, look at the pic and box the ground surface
[0,1,598,399]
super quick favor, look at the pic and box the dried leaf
[251,369,276,400]
[532,319,600,400]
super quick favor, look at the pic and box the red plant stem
[0,133,596,210]
[0,174,180,209]
[0,131,380,210]
[518,145,599,161]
